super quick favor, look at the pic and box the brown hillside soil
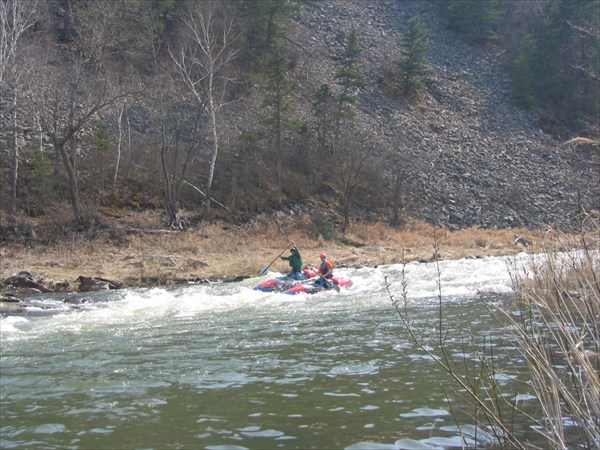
[0,210,538,294]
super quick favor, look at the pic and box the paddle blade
[333,283,341,293]
[260,267,269,276]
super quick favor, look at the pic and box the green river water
[0,255,558,449]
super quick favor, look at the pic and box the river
[1,253,545,449]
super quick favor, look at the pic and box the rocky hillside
[289,0,598,230]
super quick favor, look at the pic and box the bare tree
[70,0,153,201]
[333,133,374,232]
[170,0,239,211]
[156,79,203,229]
[0,0,37,84]
[567,18,600,82]
[33,45,131,221]
[29,0,150,222]
[0,0,38,216]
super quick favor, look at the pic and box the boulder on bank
[1,270,76,297]
[1,271,54,295]
[76,276,122,292]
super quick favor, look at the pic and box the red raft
[254,268,316,292]
[254,268,353,294]
[282,275,353,295]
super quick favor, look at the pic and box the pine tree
[447,0,502,43]
[234,0,308,53]
[511,0,599,131]
[397,17,431,101]
[313,83,335,155]
[259,42,294,193]
[511,36,536,108]
[333,30,366,147]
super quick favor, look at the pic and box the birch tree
[0,0,38,216]
[112,100,125,197]
[0,0,37,84]
[171,0,239,211]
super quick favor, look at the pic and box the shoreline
[0,219,532,311]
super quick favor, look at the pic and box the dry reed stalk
[503,214,600,449]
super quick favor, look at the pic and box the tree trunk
[205,73,218,211]
[9,84,18,215]
[112,101,124,197]
[55,139,82,221]
[275,84,283,207]
[342,195,351,233]
[391,175,402,226]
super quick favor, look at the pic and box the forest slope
[0,0,597,233]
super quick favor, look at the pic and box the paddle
[330,279,341,293]
[292,276,318,285]
[293,275,341,292]
[260,248,288,276]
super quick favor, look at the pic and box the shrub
[309,211,338,241]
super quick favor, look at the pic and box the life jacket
[290,254,303,271]
[319,260,334,278]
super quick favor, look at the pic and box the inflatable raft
[254,268,352,294]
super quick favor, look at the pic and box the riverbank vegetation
[389,213,599,449]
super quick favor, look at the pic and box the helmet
[290,247,297,254]
[320,252,327,259]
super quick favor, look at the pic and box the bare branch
[0,0,38,84]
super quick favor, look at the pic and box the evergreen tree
[234,0,309,54]
[511,39,536,109]
[327,32,370,232]
[259,42,294,194]
[333,30,366,148]
[447,0,502,43]
[512,0,599,131]
[146,0,181,35]
[397,17,431,101]
[313,83,335,156]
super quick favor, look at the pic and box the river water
[1,253,542,449]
